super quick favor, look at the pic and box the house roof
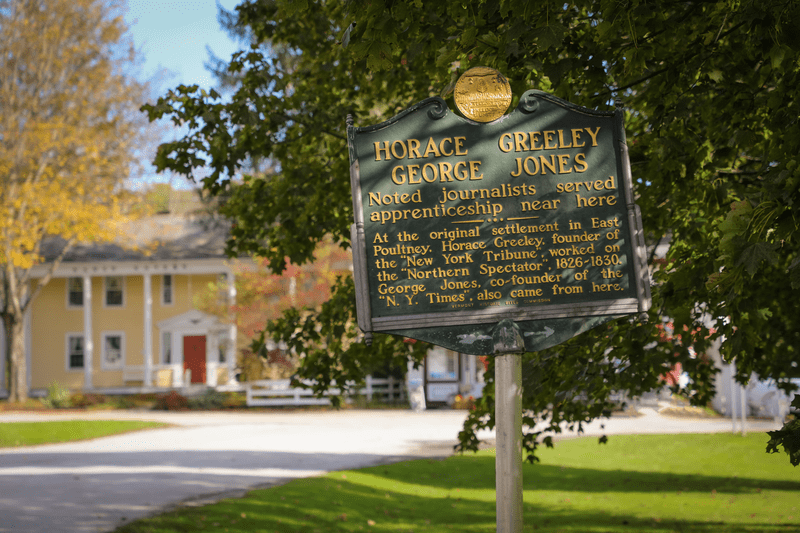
[41,214,231,263]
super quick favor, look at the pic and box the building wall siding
[29,273,223,391]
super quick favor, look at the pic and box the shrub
[112,395,135,409]
[132,393,158,403]
[221,392,247,409]
[154,391,189,411]
[187,389,226,410]
[41,382,71,408]
[69,393,107,408]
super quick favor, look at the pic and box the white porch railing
[122,365,145,383]
[123,364,181,386]
[245,376,406,407]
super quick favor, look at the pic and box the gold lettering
[544,131,558,150]
[540,154,557,174]
[407,164,421,184]
[440,137,454,156]
[520,199,561,211]
[454,161,469,181]
[558,154,573,174]
[391,140,407,159]
[511,158,522,177]
[556,176,615,193]
[575,193,617,208]
[558,130,572,149]
[524,156,539,176]
[438,162,453,181]
[514,132,529,152]
[469,160,483,180]
[374,141,391,161]
[571,129,585,148]
[407,138,422,159]
[422,137,441,158]
[585,127,601,146]
[530,131,543,150]
[499,133,513,153]
[391,165,406,185]
[422,163,437,183]
[455,136,468,156]
[574,153,588,172]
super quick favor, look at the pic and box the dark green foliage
[143,0,800,463]
[187,389,227,410]
[767,396,800,466]
[262,276,431,406]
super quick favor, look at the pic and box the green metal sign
[347,90,650,355]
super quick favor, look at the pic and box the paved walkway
[0,408,782,533]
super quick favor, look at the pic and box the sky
[123,1,244,188]
[124,0,242,91]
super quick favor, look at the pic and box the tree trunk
[6,314,27,403]
[2,314,9,398]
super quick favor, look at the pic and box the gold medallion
[454,67,512,123]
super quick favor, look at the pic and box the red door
[183,335,207,384]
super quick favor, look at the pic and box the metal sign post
[494,320,524,532]
[495,352,523,532]
[346,67,652,532]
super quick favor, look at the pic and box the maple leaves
[147,0,800,462]
[194,240,353,379]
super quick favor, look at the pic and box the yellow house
[11,214,238,396]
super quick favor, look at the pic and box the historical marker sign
[348,88,651,355]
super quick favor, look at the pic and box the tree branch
[598,20,749,98]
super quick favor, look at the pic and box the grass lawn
[114,433,800,533]
[0,420,166,447]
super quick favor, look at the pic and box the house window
[67,334,84,370]
[67,278,83,307]
[162,275,173,305]
[161,331,172,364]
[105,276,123,306]
[102,332,125,370]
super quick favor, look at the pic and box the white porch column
[227,270,237,384]
[171,332,181,388]
[143,273,153,386]
[82,275,93,390]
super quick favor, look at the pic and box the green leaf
[770,44,787,70]
[736,243,778,277]
[462,26,477,47]
[531,25,565,50]
[276,0,309,16]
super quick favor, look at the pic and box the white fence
[245,376,406,407]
